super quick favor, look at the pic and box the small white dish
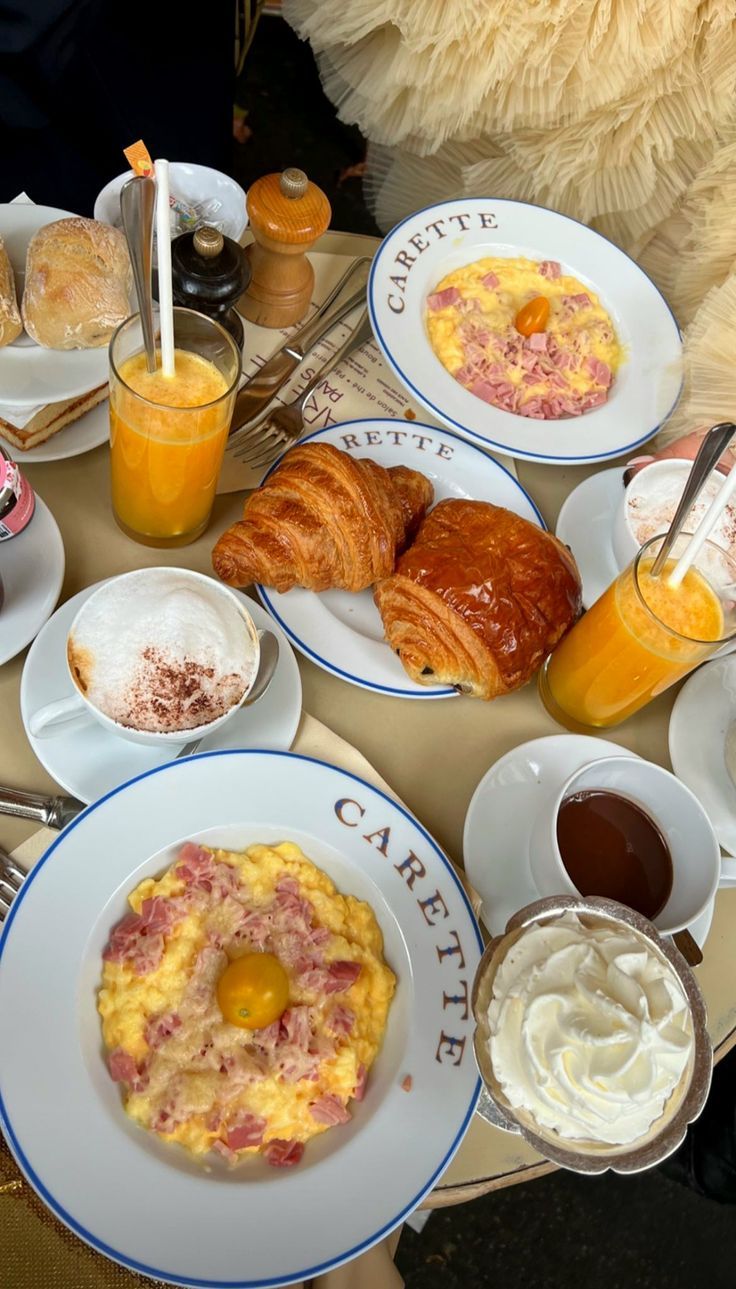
[257,418,543,698]
[0,749,482,1287]
[368,199,682,465]
[94,163,248,244]
[2,396,109,463]
[669,656,736,857]
[0,204,112,406]
[463,734,714,948]
[0,496,64,665]
[20,589,301,803]
[556,467,623,607]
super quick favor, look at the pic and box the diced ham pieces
[175,842,217,892]
[528,331,548,352]
[281,1006,312,1049]
[427,286,461,310]
[103,895,184,976]
[539,260,561,279]
[563,292,591,309]
[227,1114,268,1151]
[481,271,500,289]
[145,1012,182,1050]
[327,1005,355,1037]
[264,1138,305,1168]
[584,355,613,387]
[310,1094,352,1126]
[326,961,362,992]
[108,1048,138,1084]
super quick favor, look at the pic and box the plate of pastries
[0,204,131,408]
[212,419,583,698]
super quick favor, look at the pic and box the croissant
[374,499,582,699]
[212,442,434,592]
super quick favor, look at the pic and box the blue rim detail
[0,748,483,1288]
[367,198,683,464]
[257,419,544,696]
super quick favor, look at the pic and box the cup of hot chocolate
[29,568,261,747]
[529,755,736,934]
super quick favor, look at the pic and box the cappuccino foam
[68,571,257,733]
[627,462,736,557]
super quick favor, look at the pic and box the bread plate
[256,419,543,697]
[368,199,682,464]
[1,394,109,463]
[0,204,113,406]
[0,750,482,1287]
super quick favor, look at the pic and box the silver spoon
[650,422,736,577]
[175,629,279,759]
[120,176,157,374]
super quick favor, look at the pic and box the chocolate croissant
[374,499,582,699]
[212,442,434,592]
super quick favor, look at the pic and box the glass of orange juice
[109,308,241,547]
[539,532,736,730]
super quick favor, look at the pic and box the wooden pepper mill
[240,167,331,328]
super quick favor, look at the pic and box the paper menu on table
[218,251,517,494]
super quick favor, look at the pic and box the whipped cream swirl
[488,913,694,1146]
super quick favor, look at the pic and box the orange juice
[110,348,231,545]
[540,557,725,729]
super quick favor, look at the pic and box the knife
[0,786,84,830]
[229,257,371,437]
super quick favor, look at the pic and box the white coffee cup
[29,568,261,748]
[529,755,735,934]
[612,458,735,571]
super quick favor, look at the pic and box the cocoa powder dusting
[116,647,246,733]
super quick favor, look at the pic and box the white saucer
[463,734,714,948]
[257,419,543,698]
[556,467,623,607]
[2,397,109,463]
[0,497,64,665]
[669,656,736,858]
[20,589,302,803]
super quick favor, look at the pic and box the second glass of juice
[539,532,736,730]
[109,308,241,547]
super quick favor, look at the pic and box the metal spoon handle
[650,422,736,576]
[120,176,157,374]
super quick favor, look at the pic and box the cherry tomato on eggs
[515,295,550,336]
[216,952,289,1030]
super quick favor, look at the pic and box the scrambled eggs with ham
[426,256,622,420]
[98,841,395,1167]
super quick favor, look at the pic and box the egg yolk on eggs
[217,952,290,1030]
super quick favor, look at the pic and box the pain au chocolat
[374,498,582,699]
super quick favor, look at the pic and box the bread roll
[22,217,131,349]
[0,236,22,347]
[374,499,582,699]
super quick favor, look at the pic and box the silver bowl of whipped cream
[472,895,712,1174]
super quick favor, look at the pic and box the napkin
[4,713,437,1289]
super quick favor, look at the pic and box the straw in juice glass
[155,158,176,378]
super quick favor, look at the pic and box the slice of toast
[0,384,108,450]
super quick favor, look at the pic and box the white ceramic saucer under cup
[555,467,624,608]
[669,656,736,858]
[2,397,109,464]
[257,418,543,698]
[0,203,113,406]
[463,734,714,949]
[0,496,64,665]
[20,590,302,803]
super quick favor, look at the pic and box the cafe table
[1,231,735,1281]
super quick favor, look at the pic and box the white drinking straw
[668,464,736,588]
[154,158,175,378]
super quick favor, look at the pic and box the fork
[231,310,373,472]
[0,845,24,922]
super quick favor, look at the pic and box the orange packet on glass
[124,140,154,177]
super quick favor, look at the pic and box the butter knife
[230,258,370,437]
[0,786,84,830]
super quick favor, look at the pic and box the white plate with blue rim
[20,589,302,803]
[0,749,482,1287]
[368,198,682,465]
[256,418,543,697]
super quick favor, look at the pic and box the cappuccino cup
[29,568,261,748]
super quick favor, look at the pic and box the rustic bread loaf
[22,217,131,349]
[0,236,22,347]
